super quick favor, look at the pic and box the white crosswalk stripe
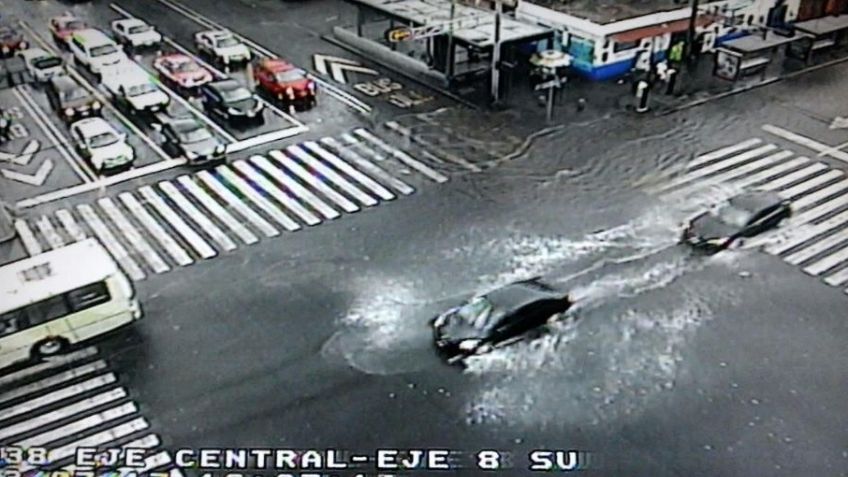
[159,181,237,251]
[55,209,88,242]
[322,137,415,195]
[215,166,301,231]
[304,141,396,200]
[0,373,117,421]
[233,161,321,226]
[653,144,779,193]
[178,175,259,245]
[342,132,387,161]
[273,148,360,213]
[758,163,829,191]
[824,264,848,286]
[35,215,65,249]
[778,169,843,199]
[197,170,280,238]
[120,192,193,267]
[733,157,811,189]
[766,209,848,255]
[804,242,848,276]
[139,185,217,259]
[0,346,98,387]
[14,219,42,255]
[354,128,449,183]
[250,156,340,220]
[77,204,145,281]
[793,191,848,223]
[15,402,138,448]
[687,138,765,169]
[669,150,794,197]
[288,144,378,207]
[791,180,848,210]
[99,197,170,274]
[784,228,848,265]
[0,359,107,405]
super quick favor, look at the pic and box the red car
[49,15,87,49]
[153,53,214,95]
[0,25,28,58]
[254,57,316,110]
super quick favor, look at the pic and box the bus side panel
[0,327,51,368]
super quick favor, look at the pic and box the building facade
[515,0,843,80]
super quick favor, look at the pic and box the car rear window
[274,70,305,83]
[91,44,118,57]
[60,87,90,102]
[34,57,62,69]
[129,25,152,34]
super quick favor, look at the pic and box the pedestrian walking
[0,108,11,143]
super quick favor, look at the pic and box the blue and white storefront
[516,0,804,80]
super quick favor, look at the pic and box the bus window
[0,311,25,336]
[27,295,70,326]
[68,282,111,311]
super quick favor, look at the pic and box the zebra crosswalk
[14,128,449,281]
[646,137,848,296]
[0,346,181,477]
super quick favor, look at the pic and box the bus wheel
[33,337,68,358]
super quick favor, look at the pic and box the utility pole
[446,0,456,77]
[686,0,700,63]
[491,0,502,105]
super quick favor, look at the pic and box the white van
[0,239,142,369]
[69,28,129,76]
[101,61,170,113]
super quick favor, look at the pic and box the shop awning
[612,16,715,43]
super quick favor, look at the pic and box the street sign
[385,27,414,43]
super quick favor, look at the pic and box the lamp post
[686,0,700,63]
[491,0,502,104]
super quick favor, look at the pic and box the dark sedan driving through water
[432,278,574,365]
[682,190,792,253]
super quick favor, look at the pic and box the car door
[161,124,178,156]
[743,204,783,237]
[203,87,222,115]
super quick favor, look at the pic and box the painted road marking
[139,185,217,259]
[120,192,193,266]
[794,190,848,224]
[0,346,97,387]
[272,149,359,213]
[759,163,830,191]
[250,155,340,220]
[35,215,65,250]
[0,388,126,442]
[342,132,388,161]
[735,157,810,189]
[766,209,848,255]
[0,373,117,422]
[234,161,321,226]
[304,141,395,200]
[687,138,765,169]
[778,169,843,199]
[0,360,107,405]
[785,229,848,265]
[763,124,848,163]
[353,128,448,183]
[653,144,779,193]
[78,204,145,281]
[215,166,301,231]
[670,150,795,196]
[824,263,848,286]
[28,417,149,470]
[16,402,137,448]
[287,144,378,207]
[14,219,42,255]
[159,181,237,252]
[791,180,848,210]
[385,121,481,172]
[313,54,378,84]
[55,209,88,242]
[178,175,259,245]
[99,197,170,274]
[321,137,414,195]
[197,170,279,238]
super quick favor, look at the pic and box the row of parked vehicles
[2,14,318,174]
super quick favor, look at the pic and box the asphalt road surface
[2,1,848,476]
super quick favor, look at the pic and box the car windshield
[178,126,213,144]
[274,70,305,83]
[91,45,118,57]
[34,57,62,69]
[173,61,199,73]
[128,25,152,34]
[126,83,157,97]
[220,86,252,102]
[215,37,239,48]
[716,203,753,228]
[60,87,90,102]
[457,297,493,328]
[89,131,119,148]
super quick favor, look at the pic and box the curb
[659,54,848,116]
[320,34,483,111]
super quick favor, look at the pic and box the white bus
[0,239,142,369]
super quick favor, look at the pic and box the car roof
[261,58,294,71]
[208,30,234,39]
[72,28,114,44]
[72,117,115,136]
[50,75,83,91]
[161,53,192,63]
[116,18,147,28]
[727,190,782,213]
[484,279,562,313]
[208,78,241,90]
[169,118,206,133]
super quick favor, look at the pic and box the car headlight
[1,46,9,54]
[185,150,198,159]
[92,101,102,110]
[19,41,28,49]
[227,107,243,115]
[64,107,75,117]
[458,339,481,352]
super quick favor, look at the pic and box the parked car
[0,25,28,58]
[254,57,316,110]
[199,78,264,124]
[69,29,129,77]
[69,117,135,174]
[155,118,226,166]
[153,53,214,95]
[682,190,793,253]
[101,62,169,115]
[110,18,162,51]
[432,278,574,365]
[46,75,102,123]
[49,15,88,49]
[194,30,250,67]
[16,48,64,83]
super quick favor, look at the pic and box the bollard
[635,80,650,113]
[666,68,677,95]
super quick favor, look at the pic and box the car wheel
[32,337,69,358]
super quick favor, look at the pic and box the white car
[70,118,135,174]
[69,29,129,76]
[16,48,64,82]
[194,30,250,66]
[101,62,169,114]
[111,19,162,50]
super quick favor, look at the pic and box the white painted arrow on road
[1,159,54,186]
[830,116,848,129]
[0,140,40,166]
[313,54,377,84]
